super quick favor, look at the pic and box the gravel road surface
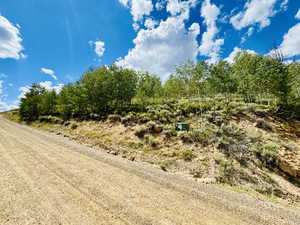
[0,116,299,225]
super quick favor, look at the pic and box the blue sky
[0,0,299,111]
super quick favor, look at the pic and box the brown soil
[1,116,300,224]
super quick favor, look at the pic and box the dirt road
[0,116,299,225]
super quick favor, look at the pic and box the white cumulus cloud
[89,41,105,57]
[166,0,196,19]
[116,16,200,81]
[119,0,153,22]
[18,81,64,101]
[167,0,184,15]
[0,80,18,112]
[278,23,300,57]
[295,9,300,19]
[18,85,30,100]
[225,47,257,64]
[118,0,130,7]
[0,15,25,60]
[230,0,278,30]
[144,18,158,29]
[41,68,58,80]
[39,81,64,93]
[198,0,224,64]
[131,0,153,21]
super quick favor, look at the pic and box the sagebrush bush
[252,141,279,167]
[246,128,262,142]
[190,128,215,146]
[256,119,273,131]
[181,150,195,161]
[134,126,148,138]
[121,113,137,126]
[108,114,121,122]
[39,116,64,124]
[144,136,159,148]
[213,152,229,167]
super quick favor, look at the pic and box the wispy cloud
[41,68,58,80]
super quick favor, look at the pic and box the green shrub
[3,110,20,122]
[181,150,195,161]
[70,123,78,129]
[246,128,262,142]
[137,113,151,124]
[164,129,177,140]
[256,119,273,131]
[121,113,138,126]
[180,132,193,144]
[146,121,163,134]
[213,152,229,167]
[119,140,143,149]
[252,142,279,167]
[144,136,159,148]
[108,114,121,122]
[217,123,245,140]
[205,110,227,126]
[134,126,148,138]
[190,128,215,146]
[39,116,64,124]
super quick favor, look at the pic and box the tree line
[20,51,300,121]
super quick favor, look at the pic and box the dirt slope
[0,116,299,225]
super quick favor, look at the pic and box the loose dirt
[0,116,299,225]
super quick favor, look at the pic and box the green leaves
[19,54,300,122]
[20,84,47,121]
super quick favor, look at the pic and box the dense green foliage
[19,52,300,121]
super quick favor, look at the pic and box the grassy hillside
[4,99,300,207]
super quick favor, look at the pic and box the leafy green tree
[19,84,46,121]
[232,52,263,102]
[79,64,139,116]
[163,74,188,98]
[19,58,300,121]
[287,62,300,98]
[108,65,138,107]
[164,61,209,98]
[257,57,291,105]
[40,90,57,115]
[136,72,162,100]
[57,83,88,119]
[208,60,237,97]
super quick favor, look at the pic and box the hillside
[1,115,300,225]
[5,99,300,207]
[8,52,300,208]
